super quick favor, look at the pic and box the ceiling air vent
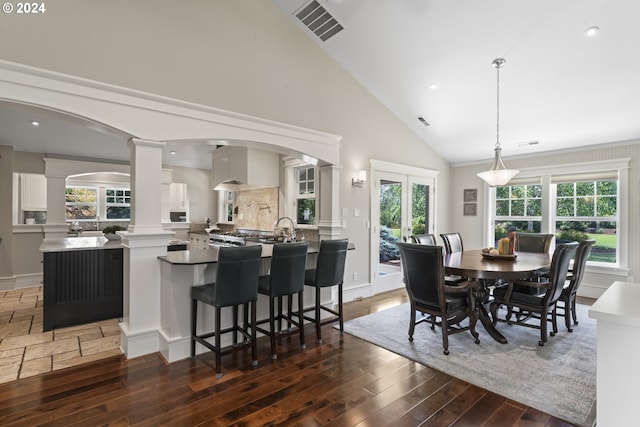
[295,0,344,42]
[418,116,430,127]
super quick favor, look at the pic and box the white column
[43,163,69,238]
[161,169,173,224]
[119,138,173,359]
[317,164,343,240]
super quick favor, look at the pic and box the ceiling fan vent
[295,0,344,42]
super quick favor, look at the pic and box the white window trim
[485,158,630,273]
[284,157,318,229]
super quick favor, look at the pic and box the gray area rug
[342,303,596,427]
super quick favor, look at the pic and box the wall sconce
[352,170,366,187]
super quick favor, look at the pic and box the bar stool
[303,239,349,344]
[255,242,308,360]
[190,245,262,378]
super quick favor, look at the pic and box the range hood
[212,146,280,191]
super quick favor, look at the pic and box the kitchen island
[39,236,124,331]
[157,241,353,362]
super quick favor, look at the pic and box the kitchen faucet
[275,217,296,242]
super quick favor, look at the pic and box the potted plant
[102,225,126,240]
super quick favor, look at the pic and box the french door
[370,166,435,294]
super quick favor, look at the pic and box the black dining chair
[397,242,479,355]
[440,232,463,254]
[515,232,554,253]
[556,239,595,332]
[190,245,262,378]
[303,239,349,344]
[410,234,437,245]
[490,242,578,346]
[255,242,308,360]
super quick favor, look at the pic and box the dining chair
[512,232,554,294]
[397,242,479,355]
[190,245,262,378]
[490,242,578,346]
[255,242,308,360]
[303,239,349,344]
[440,232,464,254]
[556,239,595,332]
[410,234,437,245]
[515,232,554,253]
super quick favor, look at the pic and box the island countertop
[158,241,354,265]
[39,236,123,252]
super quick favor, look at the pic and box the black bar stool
[303,239,349,344]
[255,242,308,359]
[190,245,262,378]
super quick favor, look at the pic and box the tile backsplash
[234,188,278,231]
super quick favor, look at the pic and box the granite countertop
[40,236,123,252]
[158,241,354,265]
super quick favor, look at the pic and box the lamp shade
[477,168,519,187]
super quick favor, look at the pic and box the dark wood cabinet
[43,248,123,331]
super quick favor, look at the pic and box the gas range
[208,229,274,247]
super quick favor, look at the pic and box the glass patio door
[372,171,433,294]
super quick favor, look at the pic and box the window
[487,159,627,269]
[105,188,131,219]
[555,180,617,263]
[295,165,316,225]
[494,184,542,246]
[65,187,98,220]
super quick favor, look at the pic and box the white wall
[0,0,452,292]
[452,141,640,297]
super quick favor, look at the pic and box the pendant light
[477,58,519,186]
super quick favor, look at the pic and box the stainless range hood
[212,146,280,191]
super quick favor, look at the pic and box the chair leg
[251,300,258,367]
[215,307,222,378]
[232,305,239,346]
[469,308,480,344]
[441,315,449,355]
[298,291,306,349]
[571,297,579,325]
[550,308,558,336]
[564,299,573,332]
[539,312,547,347]
[243,303,250,343]
[277,295,283,333]
[191,299,197,358]
[315,286,322,344]
[288,294,294,330]
[338,283,344,334]
[408,301,416,342]
[269,296,277,360]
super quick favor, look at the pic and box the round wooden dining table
[443,249,551,344]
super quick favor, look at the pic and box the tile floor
[0,286,122,384]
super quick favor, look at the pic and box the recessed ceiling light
[30,121,40,126]
[428,83,438,90]
[585,26,599,37]
[170,151,176,155]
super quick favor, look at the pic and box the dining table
[443,249,551,344]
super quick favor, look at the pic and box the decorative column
[43,158,72,238]
[119,138,173,359]
[317,164,343,241]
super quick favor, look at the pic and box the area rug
[342,303,596,427]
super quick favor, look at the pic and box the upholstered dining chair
[490,242,578,346]
[556,239,595,332]
[191,245,262,378]
[440,232,463,254]
[515,232,554,253]
[303,239,349,344]
[397,242,479,355]
[410,234,437,245]
[256,242,308,360]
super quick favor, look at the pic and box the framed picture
[463,188,477,202]
[463,203,477,216]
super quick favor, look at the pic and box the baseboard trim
[343,283,374,302]
[0,273,42,291]
[119,322,159,359]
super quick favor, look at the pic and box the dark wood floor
[0,289,582,426]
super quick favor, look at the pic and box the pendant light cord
[496,61,500,150]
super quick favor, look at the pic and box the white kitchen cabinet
[21,173,47,210]
[169,183,188,211]
[211,146,279,190]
